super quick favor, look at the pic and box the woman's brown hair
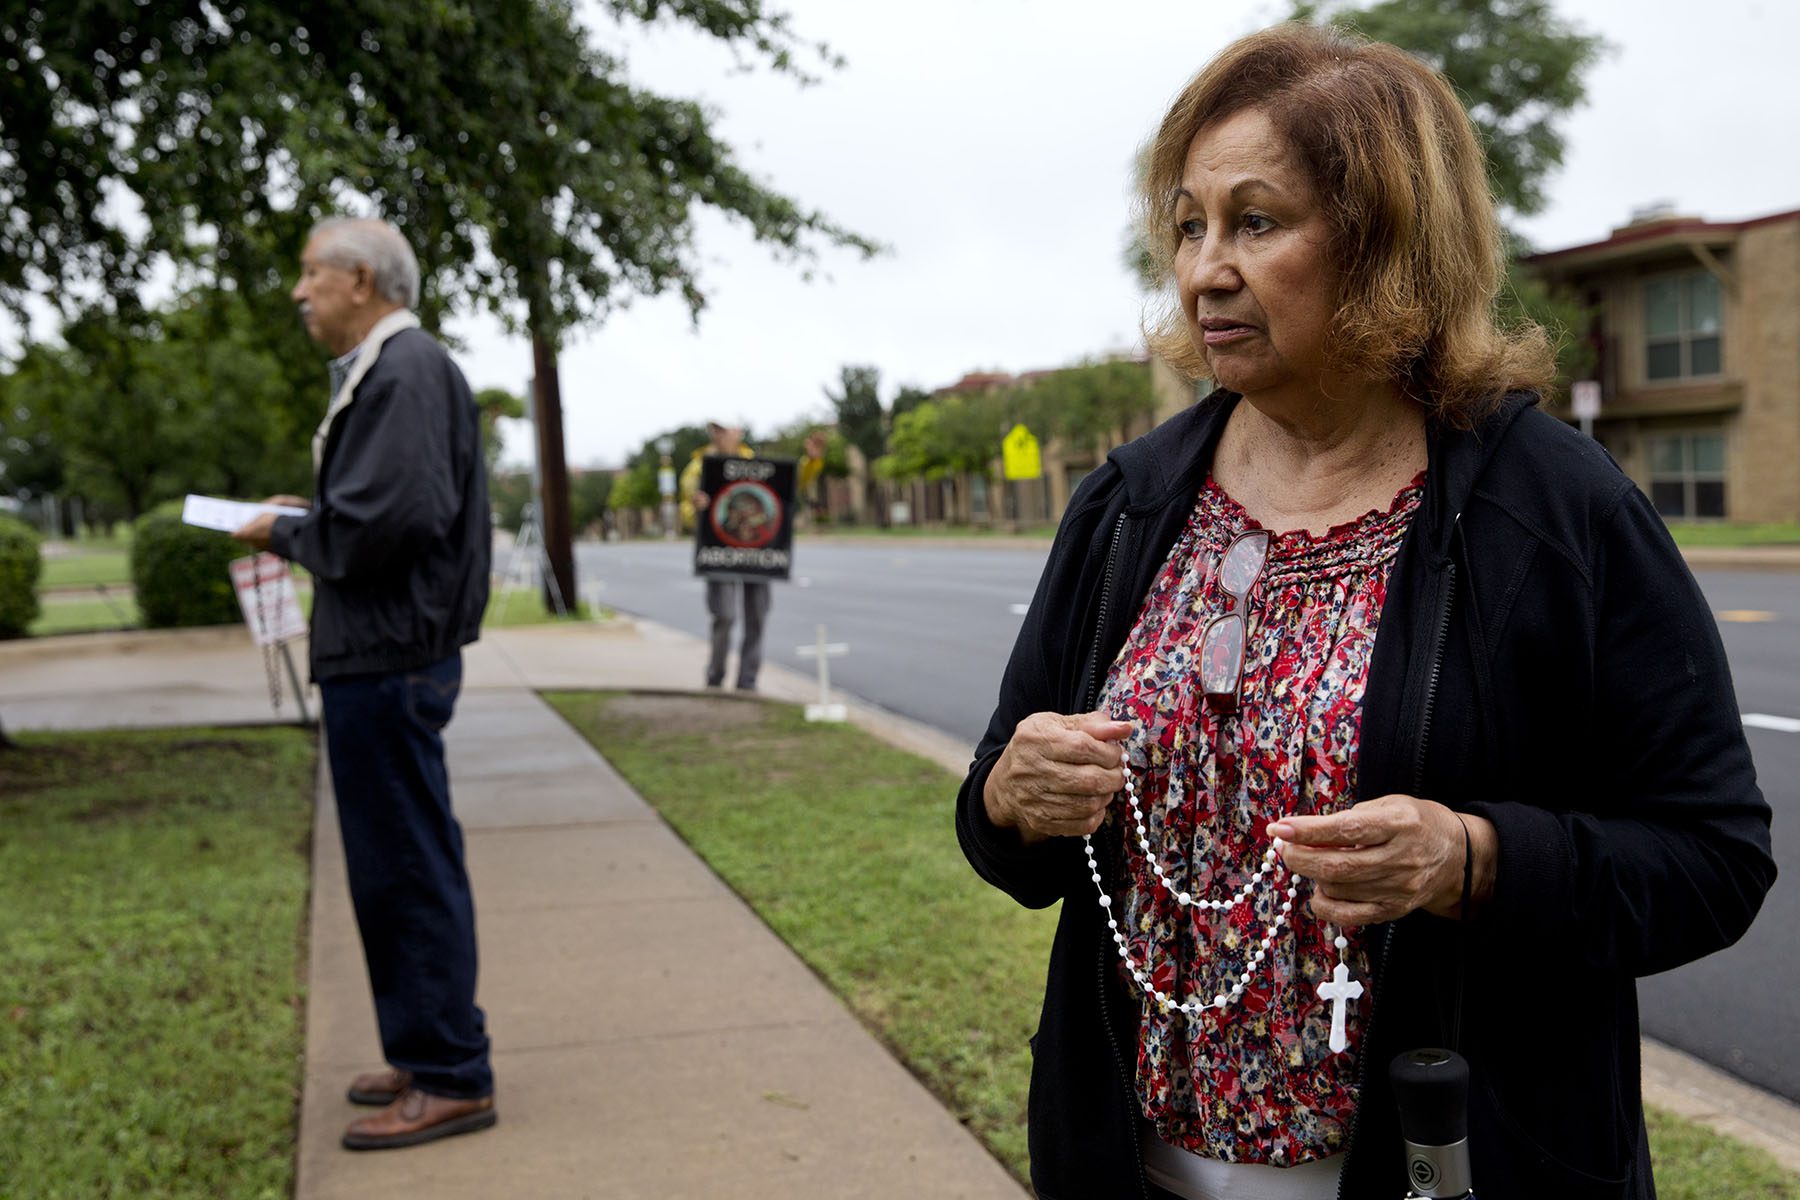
[1140,23,1555,425]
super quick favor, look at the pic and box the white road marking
[1743,714,1800,734]
[1009,603,1030,616]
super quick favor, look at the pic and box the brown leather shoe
[345,1067,413,1107]
[341,1088,497,1150]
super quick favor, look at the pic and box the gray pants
[705,579,771,689]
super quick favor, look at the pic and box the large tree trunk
[528,332,577,613]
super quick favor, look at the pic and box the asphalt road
[562,539,1800,1102]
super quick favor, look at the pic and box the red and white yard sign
[229,552,308,646]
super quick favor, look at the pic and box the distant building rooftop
[1525,205,1800,271]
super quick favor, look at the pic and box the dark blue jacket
[271,327,490,680]
[956,390,1774,1199]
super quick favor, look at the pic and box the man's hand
[232,511,280,551]
[692,490,710,512]
[233,496,307,550]
[1270,796,1496,926]
[984,711,1133,846]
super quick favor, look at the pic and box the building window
[1643,270,1722,381]
[1647,432,1726,518]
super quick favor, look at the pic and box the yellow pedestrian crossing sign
[1002,424,1042,481]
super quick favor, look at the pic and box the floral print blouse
[1096,472,1425,1166]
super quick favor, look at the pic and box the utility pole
[529,337,577,610]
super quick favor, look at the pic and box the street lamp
[656,436,677,539]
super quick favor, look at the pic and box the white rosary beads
[1123,772,1282,912]
[1084,773,1302,1018]
[1088,770,1362,1052]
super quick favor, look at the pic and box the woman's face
[1174,107,1340,400]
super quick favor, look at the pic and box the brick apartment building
[1525,205,1800,523]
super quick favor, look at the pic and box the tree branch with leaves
[2,0,881,592]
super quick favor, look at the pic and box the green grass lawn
[73,531,133,552]
[0,727,318,1199]
[482,586,609,627]
[38,550,133,590]
[21,584,591,640]
[1667,521,1800,547]
[27,592,141,637]
[547,691,1800,1196]
[1648,1106,1799,1197]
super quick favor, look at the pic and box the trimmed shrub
[131,505,242,628]
[0,514,42,638]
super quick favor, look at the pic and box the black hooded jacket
[956,390,1774,1199]
[271,327,491,680]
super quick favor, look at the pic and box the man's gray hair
[308,217,421,309]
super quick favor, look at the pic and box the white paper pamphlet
[181,493,308,533]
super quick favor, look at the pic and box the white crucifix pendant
[1316,961,1364,1054]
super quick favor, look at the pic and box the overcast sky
[459,0,1800,469]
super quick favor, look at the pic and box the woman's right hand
[984,711,1133,845]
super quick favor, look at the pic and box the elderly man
[234,218,496,1150]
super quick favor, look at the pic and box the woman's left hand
[1269,796,1496,926]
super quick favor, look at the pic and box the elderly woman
[956,23,1773,1200]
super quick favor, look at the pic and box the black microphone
[1390,1048,1474,1199]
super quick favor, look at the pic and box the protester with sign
[679,422,822,690]
[232,217,496,1151]
[956,25,1772,1199]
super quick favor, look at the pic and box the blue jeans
[320,653,492,1099]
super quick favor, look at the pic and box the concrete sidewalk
[4,618,1798,1188]
[297,684,1020,1198]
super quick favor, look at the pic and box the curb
[0,622,252,663]
[620,615,977,777]
[1644,1039,1800,1172]
[1678,545,1800,571]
